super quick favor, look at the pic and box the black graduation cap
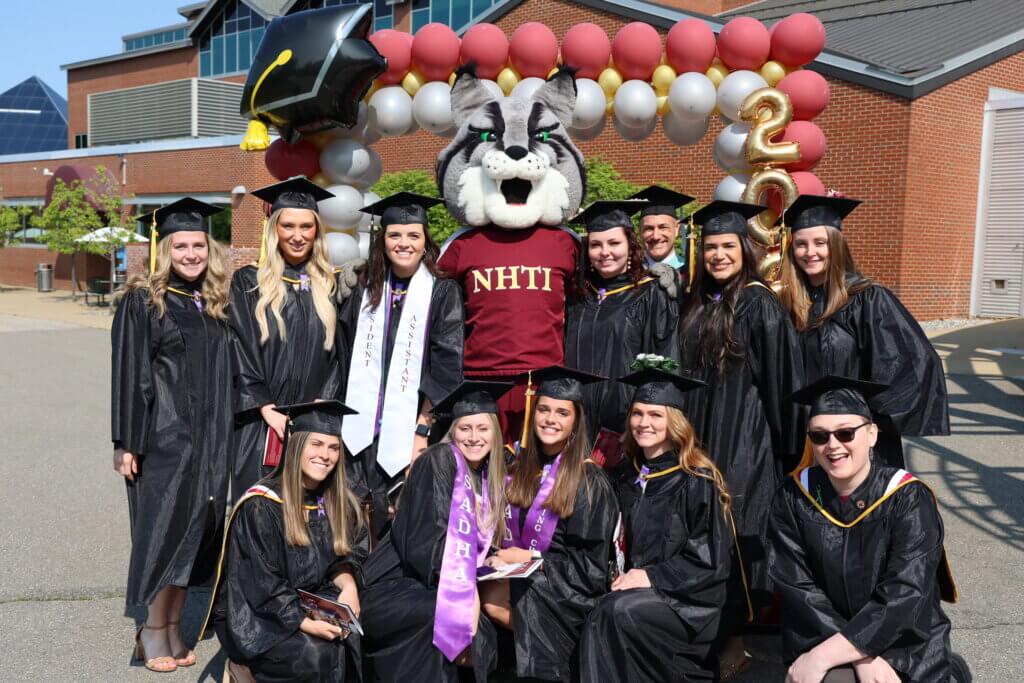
[790,375,887,419]
[274,399,357,436]
[432,380,515,419]
[629,186,695,219]
[136,197,222,238]
[530,365,606,403]
[361,192,444,228]
[690,200,766,237]
[619,368,706,412]
[571,200,650,234]
[252,177,335,213]
[784,194,861,233]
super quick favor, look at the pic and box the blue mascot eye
[535,131,550,142]
[480,131,497,142]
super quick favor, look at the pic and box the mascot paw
[335,258,367,302]
[649,263,680,299]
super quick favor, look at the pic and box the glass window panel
[237,30,251,70]
[155,33,164,45]
[239,14,249,30]
[228,0,241,21]
[374,15,393,30]
[200,51,211,77]
[412,9,429,32]
[143,34,154,47]
[413,0,429,10]
[213,35,225,74]
[176,28,186,41]
[225,33,237,72]
[251,27,265,52]
[434,0,450,27]
[451,0,470,30]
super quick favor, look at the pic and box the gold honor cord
[240,49,294,151]
[586,277,655,299]
[519,370,535,449]
[257,218,269,266]
[149,213,158,275]
[686,216,696,294]
[166,286,200,299]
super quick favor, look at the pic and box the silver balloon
[662,113,708,146]
[325,232,360,266]
[713,122,753,174]
[350,148,382,189]
[712,173,751,202]
[512,77,545,100]
[716,70,769,123]
[368,86,415,137]
[572,78,606,130]
[357,231,372,259]
[480,79,504,100]
[412,81,455,134]
[569,116,606,141]
[614,114,656,142]
[667,72,717,120]
[320,138,373,186]
[613,80,658,130]
[318,184,365,230]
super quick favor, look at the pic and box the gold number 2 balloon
[741,88,800,166]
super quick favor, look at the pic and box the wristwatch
[415,423,431,438]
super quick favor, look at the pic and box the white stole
[343,264,433,476]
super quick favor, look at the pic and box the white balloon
[569,116,606,141]
[412,81,455,134]
[320,138,372,185]
[328,102,370,139]
[511,77,545,100]
[325,232,360,266]
[361,123,382,146]
[318,184,365,230]
[357,231,372,259]
[668,72,717,120]
[716,70,768,123]
[613,80,658,130]
[350,148,382,189]
[712,173,751,202]
[713,122,753,174]
[572,78,606,130]
[480,79,504,100]
[614,114,656,142]
[662,113,708,146]
[368,86,414,137]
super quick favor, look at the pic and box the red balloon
[264,139,320,181]
[412,23,462,82]
[611,22,662,81]
[771,13,826,67]
[777,69,830,120]
[781,121,826,172]
[561,23,611,79]
[791,171,826,197]
[369,30,412,85]
[666,19,716,74]
[460,23,509,80]
[510,22,559,78]
[717,17,770,71]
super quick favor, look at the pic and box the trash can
[36,263,54,292]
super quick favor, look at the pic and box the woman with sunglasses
[779,195,949,468]
[770,376,958,683]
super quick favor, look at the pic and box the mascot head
[437,68,586,229]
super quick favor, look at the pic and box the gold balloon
[497,67,520,95]
[657,95,670,116]
[606,97,615,116]
[705,58,729,87]
[741,87,800,166]
[652,64,677,96]
[402,70,426,96]
[757,248,783,283]
[311,172,332,188]
[598,67,623,98]
[742,168,798,246]
[760,60,788,87]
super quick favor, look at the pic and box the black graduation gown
[801,281,950,467]
[768,463,952,681]
[359,444,498,683]
[505,462,619,682]
[230,262,343,495]
[110,281,233,609]
[679,283,805,612]
[337,275,464,541]
[211,478,369,683]
[564,272,679,441]
[579,453,732,682]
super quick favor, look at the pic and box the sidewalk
[0,285,114,331]
[927,318,1024,378]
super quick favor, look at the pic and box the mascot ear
[450,64,496,128]
[534,68,578,130]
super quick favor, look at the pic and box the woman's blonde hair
[117,233,230,320]
[779,226,873,332]
[254,208,337,350]
[279,430,363,555]
[442,414,508,548]
[623,404,732,516]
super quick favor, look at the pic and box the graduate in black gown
[338,193,464,544]
[359,381,512,683]
[230,177,345,495]
[677,200,806,673]
[564,200,679,449]
[478,366,619,682]
[204,400,368,683]
[770,376,959,683]
[580,367,733,683]
[779,195,949,468]
[111,198,233,673]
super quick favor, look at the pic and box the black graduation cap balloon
[239,4,386,149]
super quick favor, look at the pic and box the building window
[124,27,188,52]
[289,1,392,32]
[198,0,268,78]
[74,133,88,149]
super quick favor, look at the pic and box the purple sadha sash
[503,454,562,553]
[432,444,493,661]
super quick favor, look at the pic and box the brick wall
[0,246,108,290]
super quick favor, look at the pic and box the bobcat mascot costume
[435,68,586,437]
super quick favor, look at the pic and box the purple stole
[432,444,493,662]
[502,454,562,553]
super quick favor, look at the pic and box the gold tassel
[257,218,268,266]
[686,215,697,293]
[518,371,535,450]
[240,119,271,151]
[149,215,158,275]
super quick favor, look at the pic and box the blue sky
[1,1,186,98]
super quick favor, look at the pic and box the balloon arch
[249,10,830,278]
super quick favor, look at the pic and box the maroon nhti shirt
[439,226,579,377]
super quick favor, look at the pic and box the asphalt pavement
[0,304,1020,682]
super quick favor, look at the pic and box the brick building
[1,0,1022,318]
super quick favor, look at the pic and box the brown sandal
[134,625,177,673]
[719,653,753,682]
[167,621,196,666]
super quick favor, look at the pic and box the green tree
[370,169,460,243]
[583,157,641,205]
[32,165,124,297]
[0,205,33,246]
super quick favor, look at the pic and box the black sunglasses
[807,421,871,445]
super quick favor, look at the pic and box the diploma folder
[263,427,284,468]
[476,558,543,582]
[297,589,363,636]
